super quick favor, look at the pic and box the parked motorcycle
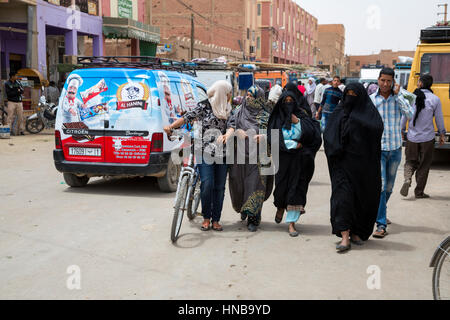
[26,90,57,134]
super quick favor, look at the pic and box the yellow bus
[407,26,450,149]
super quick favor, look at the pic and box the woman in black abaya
[323,83,384,253]
[268,89,321,237]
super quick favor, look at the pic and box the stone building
[317,24,346,76]
[258,0,318,65]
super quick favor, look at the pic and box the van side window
[196,86,208,102]
[421,53,450,83]
[176,82,197,112]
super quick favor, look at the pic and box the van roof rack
[420,26,450,43]
[76,56,197,77]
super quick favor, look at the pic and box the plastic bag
[399,87,416,106]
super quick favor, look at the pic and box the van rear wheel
[63,173,90,187]
[158,158,180,193]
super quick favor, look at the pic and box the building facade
[317,24,345,76]
[0,0,103,80]
[0,0,104,108]
[93,0,159,57]
[152,0,260,61]
[258,0,318,65]
[347,49,416,77]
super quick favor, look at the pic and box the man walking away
[400,74,446,199]
[45,81,61,105]
[313,78,327,117]
[316,76,343,130]
[370,68,413,238]
[5,72,25,135]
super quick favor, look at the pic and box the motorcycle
[26,89,57,134]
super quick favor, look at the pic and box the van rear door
[102,71,156,164]
[58,71,107,163]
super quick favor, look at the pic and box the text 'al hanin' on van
[53,56,208,192]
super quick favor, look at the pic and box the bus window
[421,53,450,83]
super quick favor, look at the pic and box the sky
[296,0,448,55]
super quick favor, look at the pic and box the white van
[53,61,208,192]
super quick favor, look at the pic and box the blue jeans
[376,148,402,229]
[321,112,331,132]
[197,161,228,223]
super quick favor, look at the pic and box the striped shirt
[370,90,414,151]
[320,86,343,113]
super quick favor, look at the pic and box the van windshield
[421,53,450,83]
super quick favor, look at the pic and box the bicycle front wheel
[187,182,201,220]
[171,175,189,243]
[433,240,450,300]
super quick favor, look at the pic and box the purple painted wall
[36,0,103,76]
[0,30,27,76]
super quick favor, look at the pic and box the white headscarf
[268,84,283,103]
[306,77,316,95]
[207,80,232,120]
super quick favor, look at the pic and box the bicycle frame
[173,140,198,211]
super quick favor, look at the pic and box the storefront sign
[88,1,98,15]
[118,0,133,19]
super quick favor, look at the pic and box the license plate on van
[69,147,101,157]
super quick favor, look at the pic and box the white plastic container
[0,124,11,139]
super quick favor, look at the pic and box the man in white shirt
[313,78,329,117]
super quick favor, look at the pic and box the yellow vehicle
[407,26,450,149]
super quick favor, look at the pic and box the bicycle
[430,236,450,300]
[169,130,201,243]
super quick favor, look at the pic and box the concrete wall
[347,50,416,77]
[157,36,243,62]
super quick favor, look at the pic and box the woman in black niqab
[323,82,384,252]
[284,83,313,117]
[268,89,322,236]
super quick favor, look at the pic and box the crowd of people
[163,67,446,253]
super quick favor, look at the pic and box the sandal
[201,220,211,231]
[212,222,223,232]
[275,208,285,224]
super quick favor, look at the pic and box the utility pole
[190,14,194,61]
[438,3,448,23]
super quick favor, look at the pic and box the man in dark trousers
[400,74,446,199]
[5,72,25,135]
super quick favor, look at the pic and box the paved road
[1,131,449,299]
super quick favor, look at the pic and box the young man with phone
[370,68,413,238]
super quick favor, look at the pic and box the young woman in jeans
[164,80,234,232]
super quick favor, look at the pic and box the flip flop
[201,221,211,231]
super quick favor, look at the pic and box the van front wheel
[158,158,180,193]
[63,173,90,187]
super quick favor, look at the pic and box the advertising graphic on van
[116,81,150,110]
[56,68,201,167]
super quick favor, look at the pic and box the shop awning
[103,17,160,44]
[16,68,48,89]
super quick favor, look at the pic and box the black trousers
[404,139,435,196]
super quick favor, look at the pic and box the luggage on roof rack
[420,27,450,43]
[76,56,197,77]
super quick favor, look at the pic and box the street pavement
[0,131,449,300]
